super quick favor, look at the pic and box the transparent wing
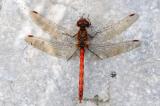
[30,11,73,39]
[89,40,141,59]
[25,35,77,59]
[92,13,139,42]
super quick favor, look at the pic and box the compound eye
[85,22,90,27]
[77,22,81,26]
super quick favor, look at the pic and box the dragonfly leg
[87,48,103,59]
[67,49,78,61]
[90,31,102,39]
[88,30,102,39]
[88,34,94,39]
[62,32,77,38]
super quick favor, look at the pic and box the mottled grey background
[0,0,160,106]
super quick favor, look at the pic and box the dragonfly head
[77,17,91,28]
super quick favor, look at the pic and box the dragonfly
[25,11,141,103]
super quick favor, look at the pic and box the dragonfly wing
[25,35,77,59]
[92,13,139,42]
[30,11,73,39]
[89,40,141,59]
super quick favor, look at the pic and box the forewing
[30,11,72,39]
[92,13,139,42]
[89,40,141,59]
[25,35,77,59]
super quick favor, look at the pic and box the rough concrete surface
[0,0,160,106]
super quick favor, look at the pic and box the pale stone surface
[0,0,160,106]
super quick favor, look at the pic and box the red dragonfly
[25,11,141,103]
